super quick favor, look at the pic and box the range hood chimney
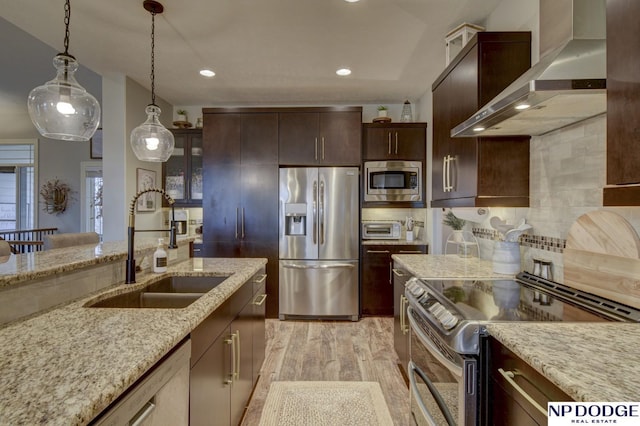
[452,0,606,137]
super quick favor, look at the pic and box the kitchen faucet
[126,188,177,284]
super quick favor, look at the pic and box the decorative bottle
[153,238,168,273]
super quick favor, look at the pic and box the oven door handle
[407,307,463,377]
[409,361,457,426]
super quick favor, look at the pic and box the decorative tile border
[472,227,566,253]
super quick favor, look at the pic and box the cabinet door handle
[235,208,239,239]
[395,132,398,154]
[130,399,156,426]
[315,137,318,160]
[388,132,392,155]
[366,250,390,253]
[254,273,267,284]
[399,250,423,254]
[497,368,547,417]
[253,294,268,306]
[322,137,325,160]
[389,261,393,284]
[234,330,241,380]
[400,295,408,334]
[224,335,234,384]
[241,207,245,239]
[442,156,448,193]
[392,268,406,277]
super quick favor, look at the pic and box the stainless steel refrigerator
[279,167,359,321]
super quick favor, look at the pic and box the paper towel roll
[449,208,489,223]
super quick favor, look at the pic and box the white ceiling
[0,0,503,107]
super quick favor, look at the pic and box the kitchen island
[0,256,266,425]
[393,254,640,405]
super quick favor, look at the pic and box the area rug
[258,381,395,426]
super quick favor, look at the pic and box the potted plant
[443,211,466,242]
[377,105,388,117]
[176,109,188,122]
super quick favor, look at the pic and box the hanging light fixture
[27,0,101,142]
[130,0,174,162]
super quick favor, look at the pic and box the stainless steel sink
[88,275,231,309]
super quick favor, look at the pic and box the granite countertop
[487,323,640,402]
[361,239,428,246]
[392,254,514,279]
[0,257,266,425]
[0,236,197,288]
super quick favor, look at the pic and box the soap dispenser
[153,238,168,273]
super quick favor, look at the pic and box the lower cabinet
[486,336,572,426]
[392,263,412,377]
[361,244,427,316]
[190,269,267,426]
[93,339,191,426]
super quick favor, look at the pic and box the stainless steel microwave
[364,161,422,202]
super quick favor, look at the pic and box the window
[81,162,103,238]
[0,143,35,231]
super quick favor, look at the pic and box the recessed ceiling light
[199,69,216,77]
[336,68,352,76]
[344,0,360,2]
[515,103,531,110]
[473,126,485,132]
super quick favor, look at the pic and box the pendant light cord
[63,0,71,56]
[150,11,156,106]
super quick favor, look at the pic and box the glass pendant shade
[27,54,101,141]
[130,105,175,162]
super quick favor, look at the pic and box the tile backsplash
[463,115,640,283]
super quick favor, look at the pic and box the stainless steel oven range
[405,272,640,426]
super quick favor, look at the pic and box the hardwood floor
[242,317,410,425]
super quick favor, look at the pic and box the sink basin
[88,275,231,309]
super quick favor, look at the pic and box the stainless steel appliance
[405,272,640,425]
[362,221,401,240]
[364,160,422,202]
[279,167,359,321]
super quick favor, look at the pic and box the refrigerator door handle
[313,180,318,245]
[283,263,356,269]
[241,207,245,239]
[319,180,325,245]
[235,207,239,239]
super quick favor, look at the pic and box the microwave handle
[408,361,457,426]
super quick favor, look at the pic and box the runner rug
[258,381,395,426]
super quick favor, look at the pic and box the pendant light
[130,0,174,162]
[27,0,101,142]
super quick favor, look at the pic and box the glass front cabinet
[163,129,203,207]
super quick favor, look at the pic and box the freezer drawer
[279,260,359,321]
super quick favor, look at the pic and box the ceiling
[0,0,503,107]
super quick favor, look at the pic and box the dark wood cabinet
[486,336,572,426]
[361,244,427,316]
[604,0,640,205]
[431,32,531,208]
[163,129,203,207]
[392,263,412,378]
[362,123,427,161]
[202,110,279,318]
[190,269,266,426]
[278,107,362,165]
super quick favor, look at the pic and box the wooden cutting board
[564,210,640,309]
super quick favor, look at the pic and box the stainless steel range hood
[452,0,606,137]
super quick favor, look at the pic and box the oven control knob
[429,303,445,316]
[441,314,458,330]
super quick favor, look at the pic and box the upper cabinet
[362,123,427,161]
[431,32,531,208]
[163,129,203,207]
[604,0,640,206]
[278,107,362,165]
